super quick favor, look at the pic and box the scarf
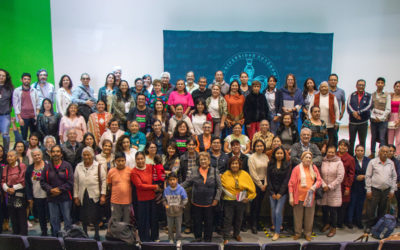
[299,163,316,187]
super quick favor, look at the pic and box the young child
[163,172,188,243]
[107,152,132,223]
[153,154,166,204]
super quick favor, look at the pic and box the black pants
[137,199,159,242]
[337,202,349,226]
[251,184,266,228]
[327,128,337,147]
[396,190,400,221]
[20,118,36,141]
[366,188,390,229]
[349,122,368,155]
[8,206,27,235]
[192,205,214,241]
[223,200,246,239]
[322,206,338,228]
[34,198,48,235]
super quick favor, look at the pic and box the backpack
[371,214,397,239]
[58,224,88,238]
[105,220,137,245]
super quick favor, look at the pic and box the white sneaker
[27,221,33,228]
[176,240,182,247]
[169,240,174,244]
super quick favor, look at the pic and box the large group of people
[0,67,399,244]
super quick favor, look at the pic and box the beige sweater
[248,153,269,188]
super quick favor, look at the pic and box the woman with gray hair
[73,146,106,240]
[25,148,48,235]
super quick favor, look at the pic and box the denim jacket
[33,82,55,105]
[71,84,97,110]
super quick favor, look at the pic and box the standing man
[33,69,55,104]
[369,77,391,158]
[191,77,211,103]
[185,71,198,94]
[40,145,74,237]
[0,69,14,152]
[347,79,372,155]
[160,72,174,98]
[127,93,153,135]
[328,74,346,147]
[71,73,97,121]
[208,70,229,96]
[365,146,397,230]
[13,73,40,141]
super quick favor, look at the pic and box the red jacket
[338,152,355,203]
[131,164,157,201]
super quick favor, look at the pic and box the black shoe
[356,223,364,229]
[41,232,48,236]
[241,226,248,232]
[191,238,202,242]
[346,223,353,229]
[251,227,257,234]
[94,235,100,241]
[337,224,344,229]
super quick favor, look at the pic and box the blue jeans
[0,114,10,152]
[347,188,366,225]
[370,121,388,154]
[48,200,72,236]
[20,118,36,141]
[269,194,287,234]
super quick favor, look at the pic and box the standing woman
[56,74,73,116]
[112,80,135,131]
[319,146,344,237]
[189,98,213,136]
[0,145,9,233]
[288,151,322,241]
[248,139,269,234]
[239,72,251,97]
[266,76,279,134]
[146,119,170,156]
[267,146,291,240]
[143,74,153,94]
[336,139,355,228]
[276,113,300,151]
[244,81,269,140]
[302,106,328,154]
[82,132,102,155]
[276,73,304,126]
[147,79,168,110]
[25,149,48,235]
[131,151,161,242]
[168,79,194,115]
[1,150,28,235]
[115,135,137,169]
[14,141,29,166]
[182,152,222,242]
[225,80,245,136]
[266,136,291,162]
[74,147,106,241]
[152,100,170,132]
[59,103,87,144]
[96,139,115,172]
[302,78,318,122]
[347,145,370,229]
[0,69,14,152]
[206,84,227,137]
[98,73,116,113]
[171,120,193,155]
[388,81,400,155]
[88,100,112,145]
[37,98,62,143]
[168,104,194,136]
[222,156,256,244]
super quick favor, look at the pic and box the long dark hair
[65,103,81,118]
[173,79,188,94]
[58,74,73,89]
[83,132,100,153]
[302,78,317,100]
[40,98,55,114]
[228,80,241,96]
[193,98,209,115]
[0,145,6,164]
[284,73,297,95]
[104,73,116,88]
[0,69,14,91]
[13,141,27,157]
[269,146,289,171]
[115,135,131,153]
[116,80,132,102]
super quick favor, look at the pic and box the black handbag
[5,164,26,208]
[315,187,324,200]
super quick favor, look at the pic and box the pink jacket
[288,164,322,205]
[318,156,345,207]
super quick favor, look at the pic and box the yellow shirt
[221,170,256,201]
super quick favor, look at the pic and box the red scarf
[313,93,336,123]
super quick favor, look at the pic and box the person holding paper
[288,151,321,241]
[221,156,256,244]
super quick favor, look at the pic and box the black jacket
[243,92,269,125]
[209,150,229,174]
[61,141,83,169]
[36,113,61,142]
[40,161,74,203]
[227,152,249,172]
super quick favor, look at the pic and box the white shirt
[56,88,72,116]
[209,97,220,118]
[73,161,107,203]
[308,93,340,128]
[191,114,207,135]
[125,148,138,169]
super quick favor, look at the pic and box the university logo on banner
[163,31,333,91]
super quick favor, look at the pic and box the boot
[321,224,330,233]
[327,227,336,237]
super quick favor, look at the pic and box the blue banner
[163,30,333,91]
